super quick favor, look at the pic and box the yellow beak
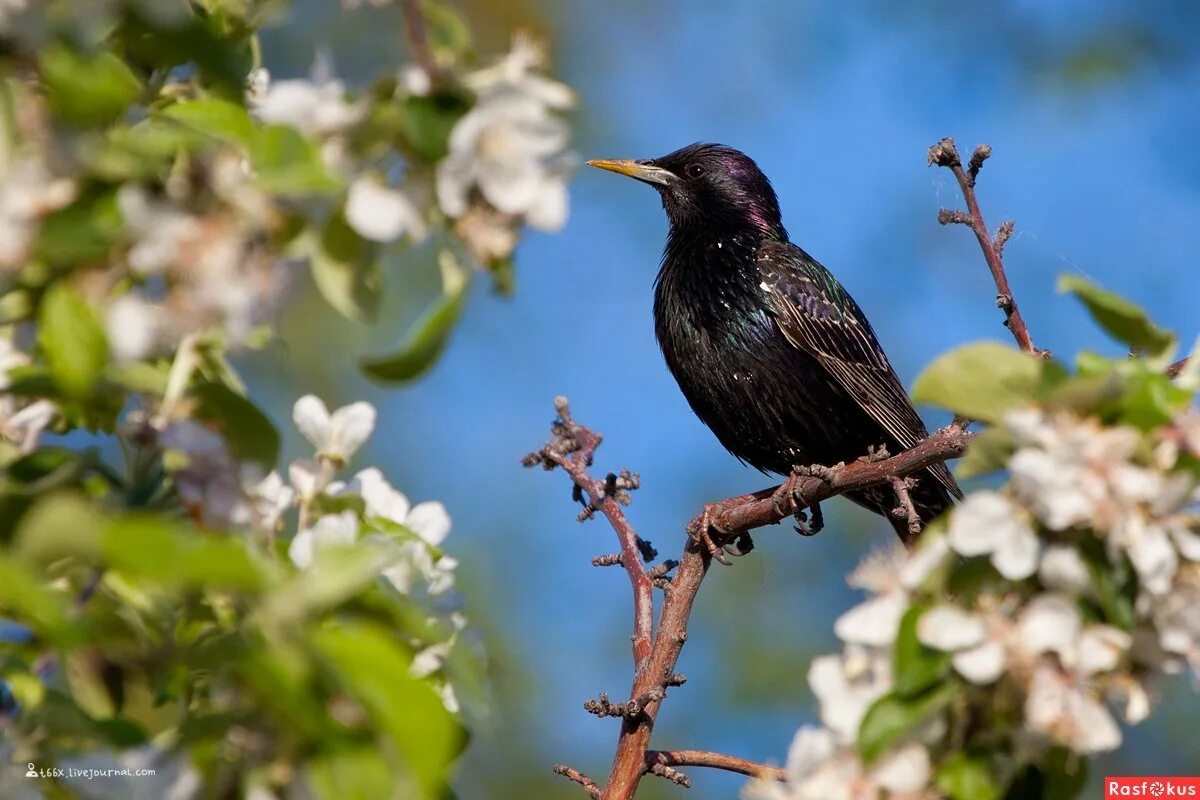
[586,159,675,186]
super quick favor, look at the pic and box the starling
[588,143,961,548]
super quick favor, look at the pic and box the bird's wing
[757,240,961,498]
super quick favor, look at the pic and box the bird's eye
[684,163,705,179]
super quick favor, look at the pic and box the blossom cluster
[746,406,1200,800]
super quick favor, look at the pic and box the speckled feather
[630,143,960,537]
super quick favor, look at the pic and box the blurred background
[250,1,1200,796]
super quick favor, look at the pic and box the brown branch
[694,422,974,538]
[523,397,654,669]
[400,0,439,79]
[526,402,974,799]
[553,764,601,799]
[1166,357,1189,379]
[646,749,787,782]
[889,476,923,541]
[929,137,1038,355]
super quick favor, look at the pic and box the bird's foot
[691,502,734,566]
[793,502,825,537]
[772,465,834,537]
[858,444,891,464]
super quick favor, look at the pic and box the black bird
[589,143,961,550]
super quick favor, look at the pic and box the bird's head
[588,143,785,239]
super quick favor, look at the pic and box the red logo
[1106,777,1200,798]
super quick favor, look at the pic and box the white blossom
[107,294,165,362]
[288,510,359,568]
[807,646,891,743]
[1038,545,1092,594]
[948,490,1040,579]
[1024,665,1121,753]
[0,158,76,269]
[917,605,987,651]
[250,59,364,137]
[292,395,376,464]
[436,34,574,252]
[345,176,426,243]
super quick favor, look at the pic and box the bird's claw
[691,502,733,566]
[773,464,832,537]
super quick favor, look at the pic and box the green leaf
[190,382,281,467]
[107,360,171,394]
[957,425,1015,479]
[937,753,1000,800]
[14,491,102,565]
[34,189,123,267]
[1058,275,1175,357]
[422,1,472,62]
[307,746,395,800]
[310,622,462,796]
[857,684,954,762]
[38,283,110,398]
[360,285,466,383]
[86,119,209,181]
[160,98,256,146]
[912,342,1042,423]
[399,92,470,162]
[40,45,143,126]
[0,555,78,645]
[265,544,392,624]
[892,605,951,697]
[308,213,381,321]
[250,125,340,196]
[101,516,263,591]
[1004,747,1088,800]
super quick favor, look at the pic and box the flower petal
[293,395,332,452]
[918,605,987,651]
[328,401,376,460]
[952,640,1006,685]
[406,501,452,546]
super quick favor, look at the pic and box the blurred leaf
[360,284,466,383]
[1119,369,1192,430]
[250,125,340,196]
[0,555,76,644]
[956,426,1014,479]
[160,98,256,146]
[892,605,950,697]
[310,621,462,797]
[38,283,110,398]
[400,92,470,162]
[108,360,171,394]
[40,44,143,126]
[938,753,1000,800]
[422,1,473,62]
[191,382,281,467]
[265,544,392,624]
[912,342,1042,423]
[307,746,395,800]
[119,11,252,98]
[101,515,263,590]
[1058,275,1174,357]
[308,213,381,321]
[34,188,123,267]
[86,119,209,180]
[857,684,953,763]
[14,491,102,565]
[1004,746,1087,800]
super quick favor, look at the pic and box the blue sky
[262,2,1200,795]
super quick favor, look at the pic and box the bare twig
[693,422,973,540]
[526,402,974,799]
[929,137,1038,355]
[400,0,439,79]
[523,397,654,669]
[889,476,923,541]
[553,764,601,799]
[646,749,787,782]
